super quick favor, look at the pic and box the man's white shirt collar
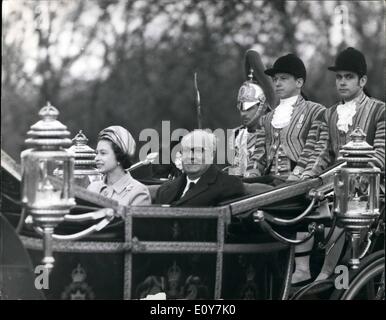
[271,95,299,129]
[336,96,361,133]
[186,176,200,184]
[181,176,200,198]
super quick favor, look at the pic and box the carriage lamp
[334,127,381,269]
[21,102,75,271]
[65,130,101,187]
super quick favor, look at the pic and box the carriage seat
[146,182,273,204]
[147,184,161,203]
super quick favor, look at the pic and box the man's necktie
[187,181,196,191]
[181,181,196,198]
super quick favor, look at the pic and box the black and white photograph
[1,0,384,310]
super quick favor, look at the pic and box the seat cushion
[147,184,161,203]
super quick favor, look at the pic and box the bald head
[181,130,217,154]
[180,130,217,179]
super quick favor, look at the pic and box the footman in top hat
[248,52,329,285]
[301,48,385,284]
[306,47,385,172]
[248,52,327,183]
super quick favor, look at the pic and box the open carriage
[1,139,384,300]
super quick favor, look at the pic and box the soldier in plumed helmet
[228,49,277,178]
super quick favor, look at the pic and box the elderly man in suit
[155,130,245,206]
[145,130,263,299]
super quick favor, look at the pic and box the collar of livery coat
[340,91,365,106]
[271,95,299,129]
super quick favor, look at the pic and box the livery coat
[304,92,385,174]
[254,96,326,179]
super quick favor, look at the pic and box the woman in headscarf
[87,126,151,206]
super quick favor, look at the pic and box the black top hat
[328,47,367,76]
[264,53,306,82]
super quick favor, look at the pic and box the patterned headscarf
[98,126,136,157]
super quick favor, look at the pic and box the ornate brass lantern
[67,130,101,187]
[21,102,75,270]
[334,127,381,269]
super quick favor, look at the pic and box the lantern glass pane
[347,173,378,215]
[369,173,380,213]
[21,150,74,208]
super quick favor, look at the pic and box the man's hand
[300,173,313,180]
[286,174,300,182]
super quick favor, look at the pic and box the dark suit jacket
[154,165,245,206]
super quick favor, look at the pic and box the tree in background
[2,0,384,160]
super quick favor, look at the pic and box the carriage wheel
[329,251,384,300]
[340,256,384,300]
